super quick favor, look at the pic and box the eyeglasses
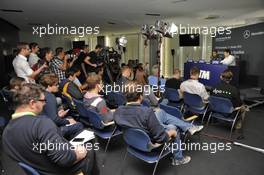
[37,99,46,103]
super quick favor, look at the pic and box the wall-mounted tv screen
[72,41,85,49]
[179,34,200,46]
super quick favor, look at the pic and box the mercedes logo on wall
[243,30,251,39]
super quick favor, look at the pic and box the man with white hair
[148,64,166,87]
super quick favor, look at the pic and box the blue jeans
[155,109,193,160]
[155,109,193,132]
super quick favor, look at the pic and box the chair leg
[229,121,236,138]
[180,104,184,112]
[229,111,240,138]
[120,150,128,175]
[102,127,118,167]
[206,112,212,126]
[201,106,208,124]
[152,160,160,175]
[152,144,168,175]
[183,132,189,143]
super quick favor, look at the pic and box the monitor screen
[72,41,85,49]
[179,34,200,46]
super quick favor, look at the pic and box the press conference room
[0,0,264,175]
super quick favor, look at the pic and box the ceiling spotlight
[164,22,178,38]
[155,20,166,34]
[118,36,127,47]
[141,24,150,37]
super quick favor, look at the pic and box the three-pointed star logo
[243,30,251,39]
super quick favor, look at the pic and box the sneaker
[171,156,191,166]
[188,125,204,135]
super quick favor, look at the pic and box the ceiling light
[0,9,23,12]
[164,22,178,38]
[145,13,161,16]
[171,0,187,3]
[118,36,127,47]
[204,15,221,20]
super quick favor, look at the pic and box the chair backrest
[141,99,151,107]
[209,96,234,114]
[159,103,182,119]
[73,99,104,129]
[18,162,40,175]
[123,128,153,152]
[61,95,76,110]
[198,59,206,63]
[164,87,180,102]
[211,60,220,64]
[183,92,204,108]
[1,87,14,109]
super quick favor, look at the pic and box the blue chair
[0,116,6,135]
[61,94,76,110]
[122,128,171,175]
[18,162,40,175]
[211,60,220,64]
[207,96,242,138]
[159,103,182,120]
[198,59,206,63]
[141,99,151,107]
[183,92,208,123]
[0,87,14,111]
[163,87,182,109]
[73,99,122,152]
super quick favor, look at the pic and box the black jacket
[2,115,81,175]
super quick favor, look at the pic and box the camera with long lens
[99,47,121,83]
[65,49,75,63]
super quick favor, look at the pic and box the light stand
[171,49,175,72]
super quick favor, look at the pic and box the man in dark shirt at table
[2,83,99,175]
[165,69,183,90]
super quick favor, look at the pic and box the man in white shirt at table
[220,49,236,66]
[13,42,47,83]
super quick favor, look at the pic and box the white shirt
[13,54,34,83]
[28,53,40,67]
[220,55,236,66]
[180,79,209,100]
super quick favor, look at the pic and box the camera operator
[83,44,103,75]
[73,45,89,83]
